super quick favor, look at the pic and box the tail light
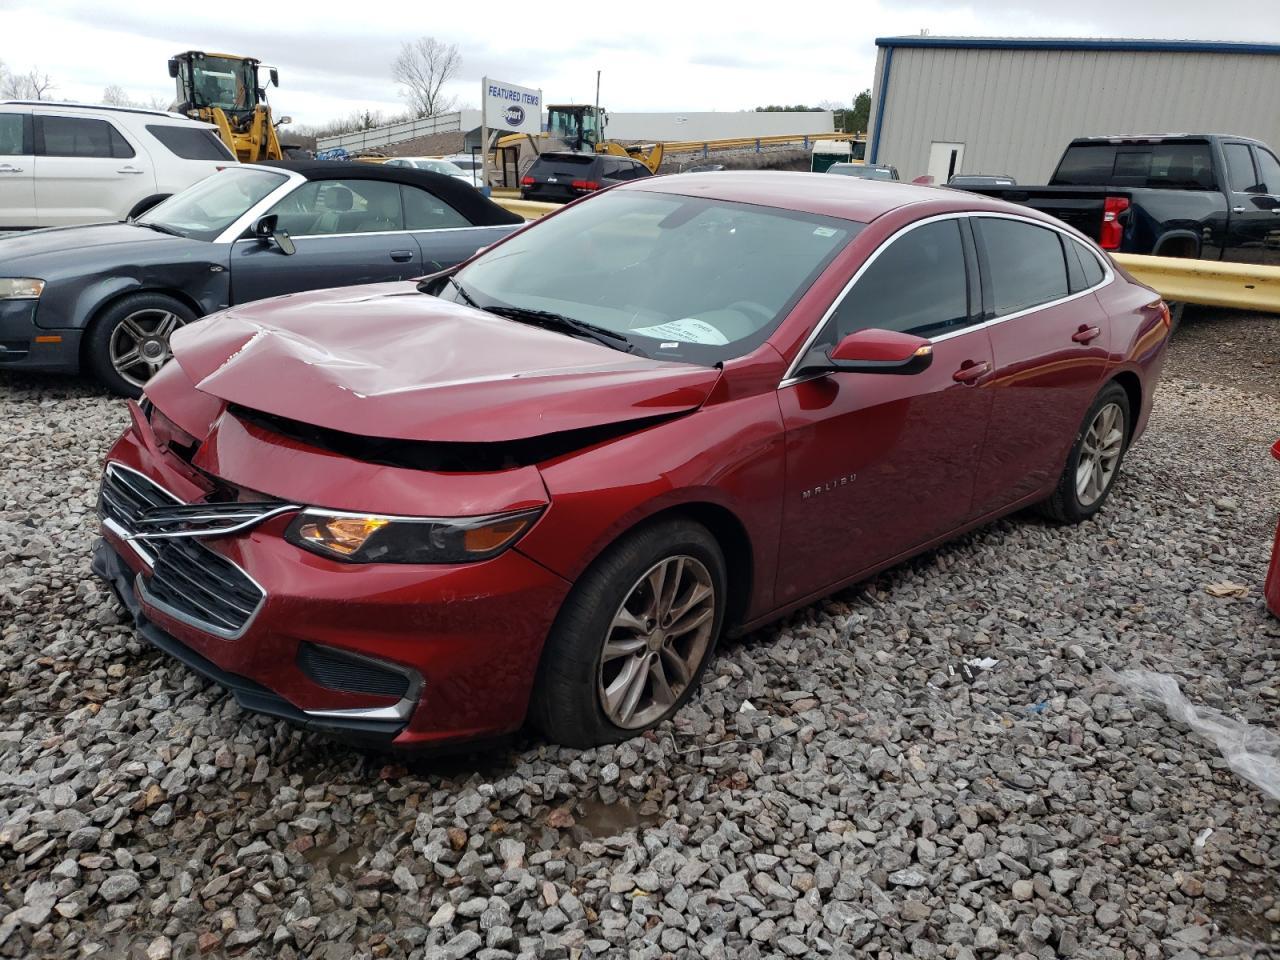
[571,179,600,192]
[520,175,534,186]
[1100,196,1130,250]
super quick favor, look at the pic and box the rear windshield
[1053,141,1217,189]
[146,124,236,161]
[529,153,598,176]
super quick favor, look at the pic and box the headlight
[0,278,45,299]
[285,508,542,564]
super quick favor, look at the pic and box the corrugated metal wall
[869,46,1280,182]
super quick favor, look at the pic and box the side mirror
[254,214,295,256]
[277,115,293,126]
[167,59,180,79]
[798,328,933,376]
[269,68,279,87]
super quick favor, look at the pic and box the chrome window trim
[778,210,1116,388]
[212,168,307,244]
[271,224,489,240]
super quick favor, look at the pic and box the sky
[2,0,1279,127]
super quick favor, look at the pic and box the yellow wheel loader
[495,105,663,182]
[168,51,290,163]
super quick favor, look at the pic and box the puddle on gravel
[569,796,660,844]
[301,839,364,875]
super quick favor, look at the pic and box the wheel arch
[1152,230,1200,259]
[1109,369,1142,432]
[80,286,204,368]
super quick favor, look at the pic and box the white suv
[0,101,236,230]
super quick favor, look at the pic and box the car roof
[257,160,522,226]
[623,170,1060,226]
[0,100,193,122]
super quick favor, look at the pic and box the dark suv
[520,152,652,202]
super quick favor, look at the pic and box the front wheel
[84,293,197,398]
[530,518,727,747]
[1037,382,1131,524]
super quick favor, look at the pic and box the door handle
[389,250,413,262]
[0,164,23,173]
[1232,206,1245,214]
[952,360,991,384]
[116,166,144,175]
[1072,324,1101,344]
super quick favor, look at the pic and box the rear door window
[976,218,1069,315]
[0,113,29,155]
[1253,147,1280,194]
[37,115,134,158]
[402,186,470,229]
[146,125,235,161]
[829,218,971,340]
[1223,143,1260,193]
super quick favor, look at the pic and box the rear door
[776,216,995,603]
[229,177,423,304]
[33,113,154,225]
[1221,142,1280,266]
[0,109,35,228]
[970,216,1112,517]
[142,123,235,195]
[402,183,512,271]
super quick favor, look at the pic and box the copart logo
[504,105,525,127]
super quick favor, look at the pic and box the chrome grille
[99,463,182,528]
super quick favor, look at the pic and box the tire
[1167,301,1186,335]
[530,517,728,748]
[1037,382,1132,524]
[84,292,197,398]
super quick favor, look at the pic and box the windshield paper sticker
[634,318,729,346]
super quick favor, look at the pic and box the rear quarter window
[146,125,235,161]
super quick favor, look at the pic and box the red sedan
[92,172,1171,750]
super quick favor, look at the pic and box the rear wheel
[530,518,727,747]
[84,292,196,397]
[1037,382,1131,524]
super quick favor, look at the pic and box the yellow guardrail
[1113,254,1280,314]
[494,197,560,220]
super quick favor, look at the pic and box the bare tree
[102,84,130,106]
[1,67,55,100]
[391,37,460,118]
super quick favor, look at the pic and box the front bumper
[94,433,573,751]
[0,299,80,372]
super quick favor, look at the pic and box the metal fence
[316,113,465,153]
[1113,254,1280,314]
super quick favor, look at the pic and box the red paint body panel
[1267,439,1280,618]
[95,173,1174,749]
[170,283,720,443]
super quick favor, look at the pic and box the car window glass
[1064,236,1086,293]
[1075,241,1105,287]
[40,116,133,159]
[138,167,287,242]
[265,179,405,236]
[978,218,1069,315]
[827,219,969,341]
[1055,141,1215,189]
[145,124,233,161]
[0,114,24,155]
[1254,147,1280,194]
[402,186,469,230]
[1224,143,1260,193]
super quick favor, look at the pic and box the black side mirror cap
[255,215,295,256]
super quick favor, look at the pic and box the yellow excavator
[497,104,663,176]
[167,51,290,163]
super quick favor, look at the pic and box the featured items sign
[483,78,542,136]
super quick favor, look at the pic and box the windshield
[137,167,287,241]
[185,56,259,112]
[447,190,860,365]
[417,159,465,176]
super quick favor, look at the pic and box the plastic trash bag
[1107,669,1280,801]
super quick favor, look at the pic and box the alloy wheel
[1076,401,1125,507]
[109,309,185,388]
[597,555,717,729]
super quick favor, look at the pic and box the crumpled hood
[171,283,722,443]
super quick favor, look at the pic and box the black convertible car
[0,161,524,395]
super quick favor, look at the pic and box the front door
[0,110,35,228]
[928,141,965,184]
[229,177,424,304]
[1221,142,1280,266]
[776,216,994,604]
[969,217,1112,516]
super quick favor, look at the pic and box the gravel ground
[0,306,1277,960]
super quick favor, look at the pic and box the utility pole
[594,70,601,147]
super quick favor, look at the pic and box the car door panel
[415,225,519,272]
[0,110,35,228]
[230,233,423,304]
[1220,142,1280,265]
[33,114,154,226]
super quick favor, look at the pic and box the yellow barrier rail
[1113,254,1280,314]
[494,197,560,220]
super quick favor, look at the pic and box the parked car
[521,151,652,202]
[384,156,480,189]
[92,171,1172,751]
[441,153,486,188]
[0,160,523,395]
[0,101,236,230]
[950,134,1280,263]
[948,174,1016,187]
[828,162,899,181]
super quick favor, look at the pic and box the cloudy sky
[1,0,1277,127]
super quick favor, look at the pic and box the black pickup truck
[953,134,1280,265]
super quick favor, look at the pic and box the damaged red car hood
[170,283,722,443]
